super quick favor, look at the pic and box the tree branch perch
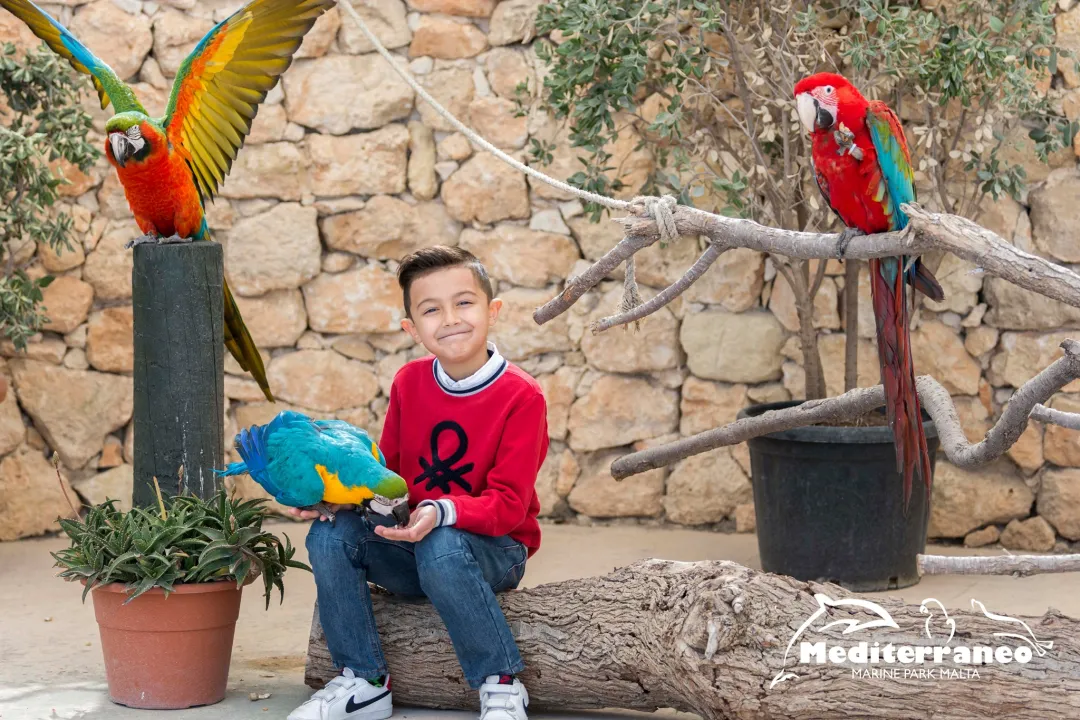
[591,242,728,333]
[918,553,1080,577]
[531,196,1080,579]
[610,340,1080,479]
[534,201,1080,326]
[532,194,1080,485]
[1030,404,1080,431]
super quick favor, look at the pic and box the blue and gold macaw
[219,411,411,526]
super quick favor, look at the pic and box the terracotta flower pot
[89,580,244,709]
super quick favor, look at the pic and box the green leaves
[51,490,311,608]
[532,0,1069,230]
[1,42,98,349]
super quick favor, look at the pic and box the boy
[288,246,549,720]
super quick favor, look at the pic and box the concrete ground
[2,520,1078,720]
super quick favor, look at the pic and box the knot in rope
[630,195,679,245]
[618,195,677,331]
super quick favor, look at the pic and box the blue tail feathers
[215,410,320,491]
[218,422,283,499]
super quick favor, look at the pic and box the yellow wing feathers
[315,464,376,505]
[163,0,335,201]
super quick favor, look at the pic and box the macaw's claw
[124,233,192,249]
[308,502,337,525]
[159,233,193,245]
[124,233,158,249]
[835,227,865,260]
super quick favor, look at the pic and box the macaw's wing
[162,0,334,202]
[865,100,943,301]
[263,426,331,507]
[864,100,916,231]
[811,161,836,217]
[313,419,388,468]
[0,0,145,112]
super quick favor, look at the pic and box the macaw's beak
[109,133,133,168]
[392,501,411,527]
[796,93,835,133]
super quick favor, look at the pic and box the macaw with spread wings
[1,0,337,402]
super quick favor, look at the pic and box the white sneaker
[479,675,528,720]
[287,667,392,720]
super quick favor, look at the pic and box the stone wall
[2,0,1080,552]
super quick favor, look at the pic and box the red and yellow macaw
[1,0,337,402]
[794,72,945,511]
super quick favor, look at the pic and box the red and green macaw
[0,0,337,402]
[794,72,945,511]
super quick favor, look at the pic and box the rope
[632,195,678,245]
[336,0,687,330]
[620,255,643,329]
[336,0,631,212]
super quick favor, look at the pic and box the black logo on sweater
[415,420,474,493]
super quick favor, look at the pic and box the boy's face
[401,266,501,364]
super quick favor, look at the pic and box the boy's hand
[374,504,437,543]
[287,504,353,522]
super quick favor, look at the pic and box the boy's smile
[402,266,502,380]
[437,324,473,342]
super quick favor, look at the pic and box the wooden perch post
[131,241,225,505]
[305,559,1080,719]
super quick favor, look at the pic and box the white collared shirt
[431,341,508,397]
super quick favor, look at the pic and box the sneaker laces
[481,683,521,719]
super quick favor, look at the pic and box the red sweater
[378,348,548,557]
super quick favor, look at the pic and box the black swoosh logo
[346,689,390,713]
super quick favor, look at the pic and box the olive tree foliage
[530,0,1075,401]
[0,43,98,350]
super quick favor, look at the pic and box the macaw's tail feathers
[223,277,273,402]
[224,422,284,498]
[870,257,934,513]
[215,460,249,477]
[906,257,944,303]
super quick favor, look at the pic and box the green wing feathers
[0,0,145,113]
[865,100,916,230]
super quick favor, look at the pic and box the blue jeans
[306,510,528,689]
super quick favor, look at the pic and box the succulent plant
[51,488,310,607]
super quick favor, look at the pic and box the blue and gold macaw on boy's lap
[218,410,411,527]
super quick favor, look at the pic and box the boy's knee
[416,526,468,561]
[415,527,472,583]
[305,510,368,562]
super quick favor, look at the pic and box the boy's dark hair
[397,245,494,319]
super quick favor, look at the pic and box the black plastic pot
[737,399,938,592]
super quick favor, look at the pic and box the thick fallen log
[304,559,1080,719]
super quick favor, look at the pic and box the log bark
[304,559,1080,719]
[131,241,225,505]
